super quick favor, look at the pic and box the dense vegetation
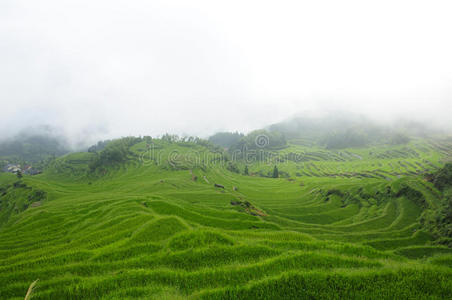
[422,163,452,246]
[225,130,287,163]
[208,132,244,148]
[0,133,451,299]
[88,137,142,174]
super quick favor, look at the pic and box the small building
[2,164,41,175]
[3,164,21,174]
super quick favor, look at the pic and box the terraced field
[0,138,451,299]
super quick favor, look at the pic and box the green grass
[0,137,451,299]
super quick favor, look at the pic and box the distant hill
[266,113,443,149]
[208,113,428,151]
[208,132,244,148]
[0,126,70,163]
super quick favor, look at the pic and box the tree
[389,133,410,145]
[272,165,279,178]
[321,129,369,149]
[16,170,23,179]
[433,163,452,191]
[244,165,249,175]
[226,161,240,173]
[209,132,244,148]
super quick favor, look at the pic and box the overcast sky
[1,0,451,145]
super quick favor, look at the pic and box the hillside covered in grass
[0,134,452,299]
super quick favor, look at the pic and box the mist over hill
[1,111,448,166]
[268,112,444,139]
[207,112,448,151]
[0,125,70,163]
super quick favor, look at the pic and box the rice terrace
[2,1,452,299]
[1,123,452,299]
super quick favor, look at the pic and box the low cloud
[1,0,451,145]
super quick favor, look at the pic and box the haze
[1,0,451,146]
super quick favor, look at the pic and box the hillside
[0,127,70,171]
[0,136,452,299]
[266,114,443,149]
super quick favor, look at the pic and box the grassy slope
[0,138,452,299]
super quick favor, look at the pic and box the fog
[1,0,451,147]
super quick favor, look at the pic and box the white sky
[1,0,451,145]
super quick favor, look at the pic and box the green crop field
[1,137,452,299]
